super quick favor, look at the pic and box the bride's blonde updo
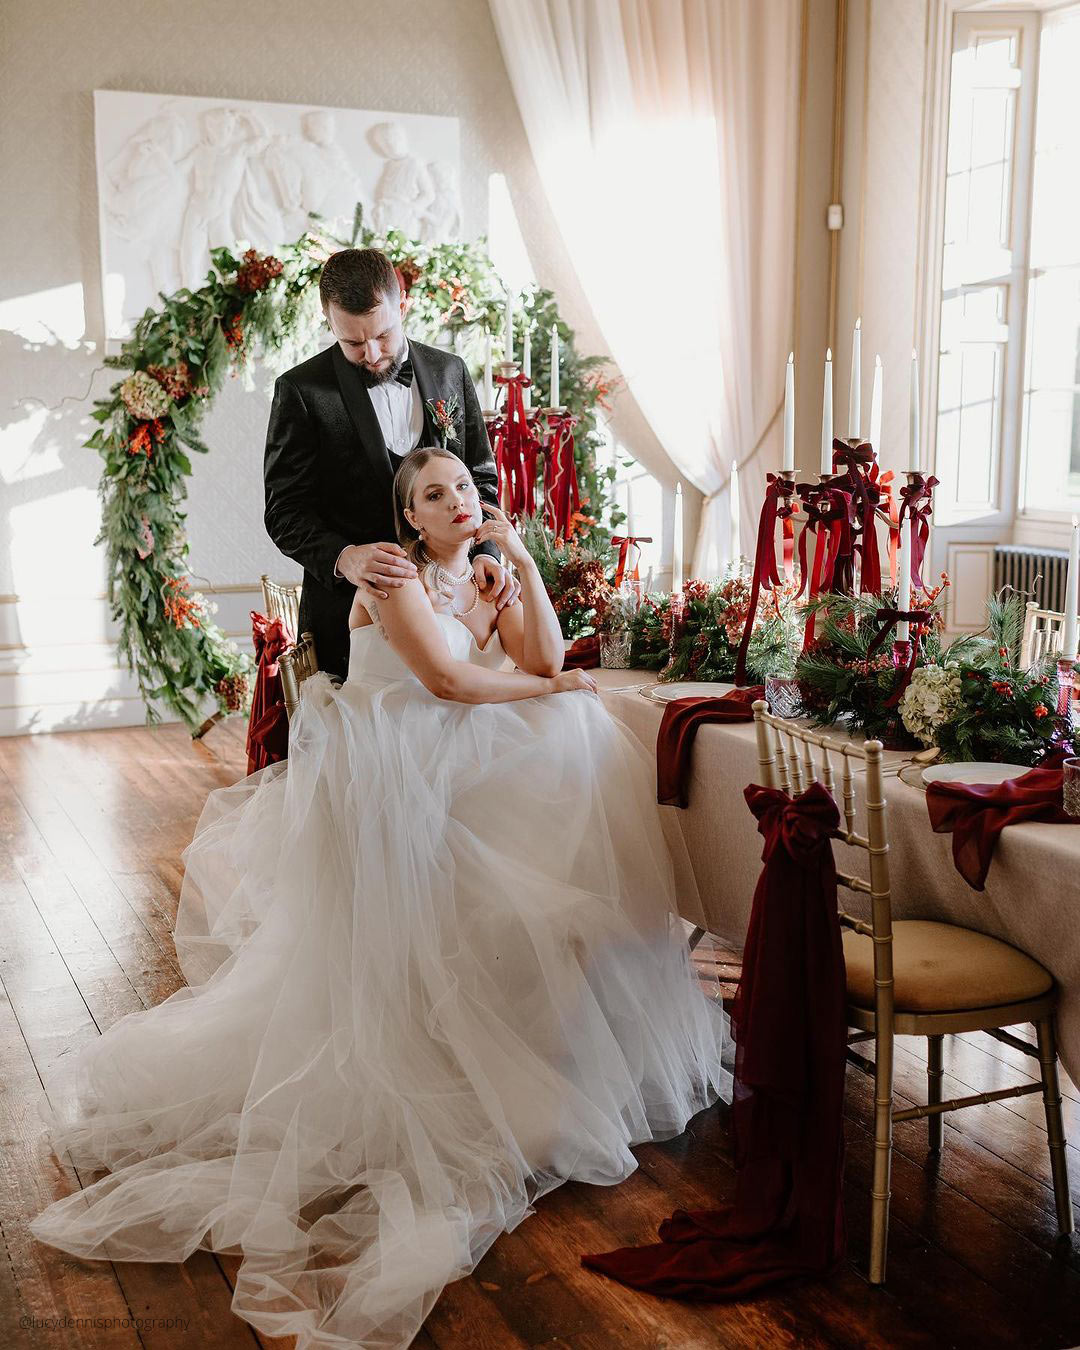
[392,446,473,604]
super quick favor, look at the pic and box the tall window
[936,7,1080,523]
[1020,7,1080,508]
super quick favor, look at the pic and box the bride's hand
[473,503,532,569]
[551,669,598,694]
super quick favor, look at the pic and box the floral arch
[87,210,615,732]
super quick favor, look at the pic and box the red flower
[223,312,245,351]
[234,248,283,295]
[162,577,202,630]
[127,418,165,458]
[1034,703,1049,719]
[395,258,422,295]
[991,679,1014,697]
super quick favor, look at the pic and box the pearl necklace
[434,559,473,588]
[450,577,480,617]
[422,557,479,617]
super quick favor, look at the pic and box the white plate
[921,762,1032,787]
[639,681,737,703]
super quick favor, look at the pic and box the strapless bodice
[346,611,508,686]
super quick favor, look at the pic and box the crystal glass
[765,674,803,720]
[600,629,633,669]
[1063,757,1080,818]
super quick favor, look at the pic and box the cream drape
[488,0,801,576]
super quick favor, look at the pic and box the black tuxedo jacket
[263,338,499,678]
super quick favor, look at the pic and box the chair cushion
[843,920,1052,1014]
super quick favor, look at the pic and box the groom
[264,247,518,679]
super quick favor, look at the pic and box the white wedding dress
[31,612,731,1350]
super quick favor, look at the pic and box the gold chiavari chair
[260,574,302,639]
[1021,600,1065,668]
[278,630,320,722]
[751,701,1073,1284]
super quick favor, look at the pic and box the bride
[31,446,732,1350]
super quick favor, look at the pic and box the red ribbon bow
[610,534,653,586]
[492,371,540,519]
[581,779,847,1299]
[246,611,292,774]
[543,410,581,539]
[829,438,887,595]
[897,473,939,589]
[864,606,930,707]
[795,480,856,648]
[733,474,798,686]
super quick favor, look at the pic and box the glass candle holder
[1063,757,1080,818]
[765,674,803,720]
[600,629,633,669]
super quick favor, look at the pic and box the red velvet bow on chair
[581,781,848,1299]
[246,611,291,775]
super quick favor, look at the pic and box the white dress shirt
[334,339,424,579]
[367,338,425,461]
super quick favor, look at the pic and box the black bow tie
[394,356,414,388]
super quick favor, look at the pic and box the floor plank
[3,719,1079,1349]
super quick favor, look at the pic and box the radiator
[993,545,1069,611]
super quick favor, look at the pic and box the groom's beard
[356,350,406,389]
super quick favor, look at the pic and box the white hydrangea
[899,664,964,746]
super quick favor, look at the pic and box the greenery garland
[88,207,618,731]
[628,573,796,683]
[794,588,948,742]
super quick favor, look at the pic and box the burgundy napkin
[563,633,601,669]
[582,781,847,1299]
[656,687,764,807]
[926,764,1078,890]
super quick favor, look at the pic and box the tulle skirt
[31,674,731,1349]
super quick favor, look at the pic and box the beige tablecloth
[593,670,1080,1085]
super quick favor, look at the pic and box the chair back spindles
[772,726,791,794]
[820,743,835,795]
[841,753,856,837]
[1021,599,1065,668]
[261,574,303,639]
[279,630,319,721]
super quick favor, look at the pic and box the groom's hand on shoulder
[336,542,418,600]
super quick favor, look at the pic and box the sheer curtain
[489,0,800,576]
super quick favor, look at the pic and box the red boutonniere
[425,395,460,447]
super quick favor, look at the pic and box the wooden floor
[2,720,1079,1350]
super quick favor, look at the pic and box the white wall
[0,0,678,735]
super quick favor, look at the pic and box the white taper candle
[870,354,883,452]
[549,323,560,408]
[483,334,493,411]
[673,483,684,593]
[730,459,741,562]
[909,348,921,473]
[820,349,834,476]
[783,352,795,472]
[522,325,531,410]
[897,516,912,641]
[849,317,862,438]
[1064,516,1080,660]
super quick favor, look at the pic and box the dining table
[593,666,1080,1087]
